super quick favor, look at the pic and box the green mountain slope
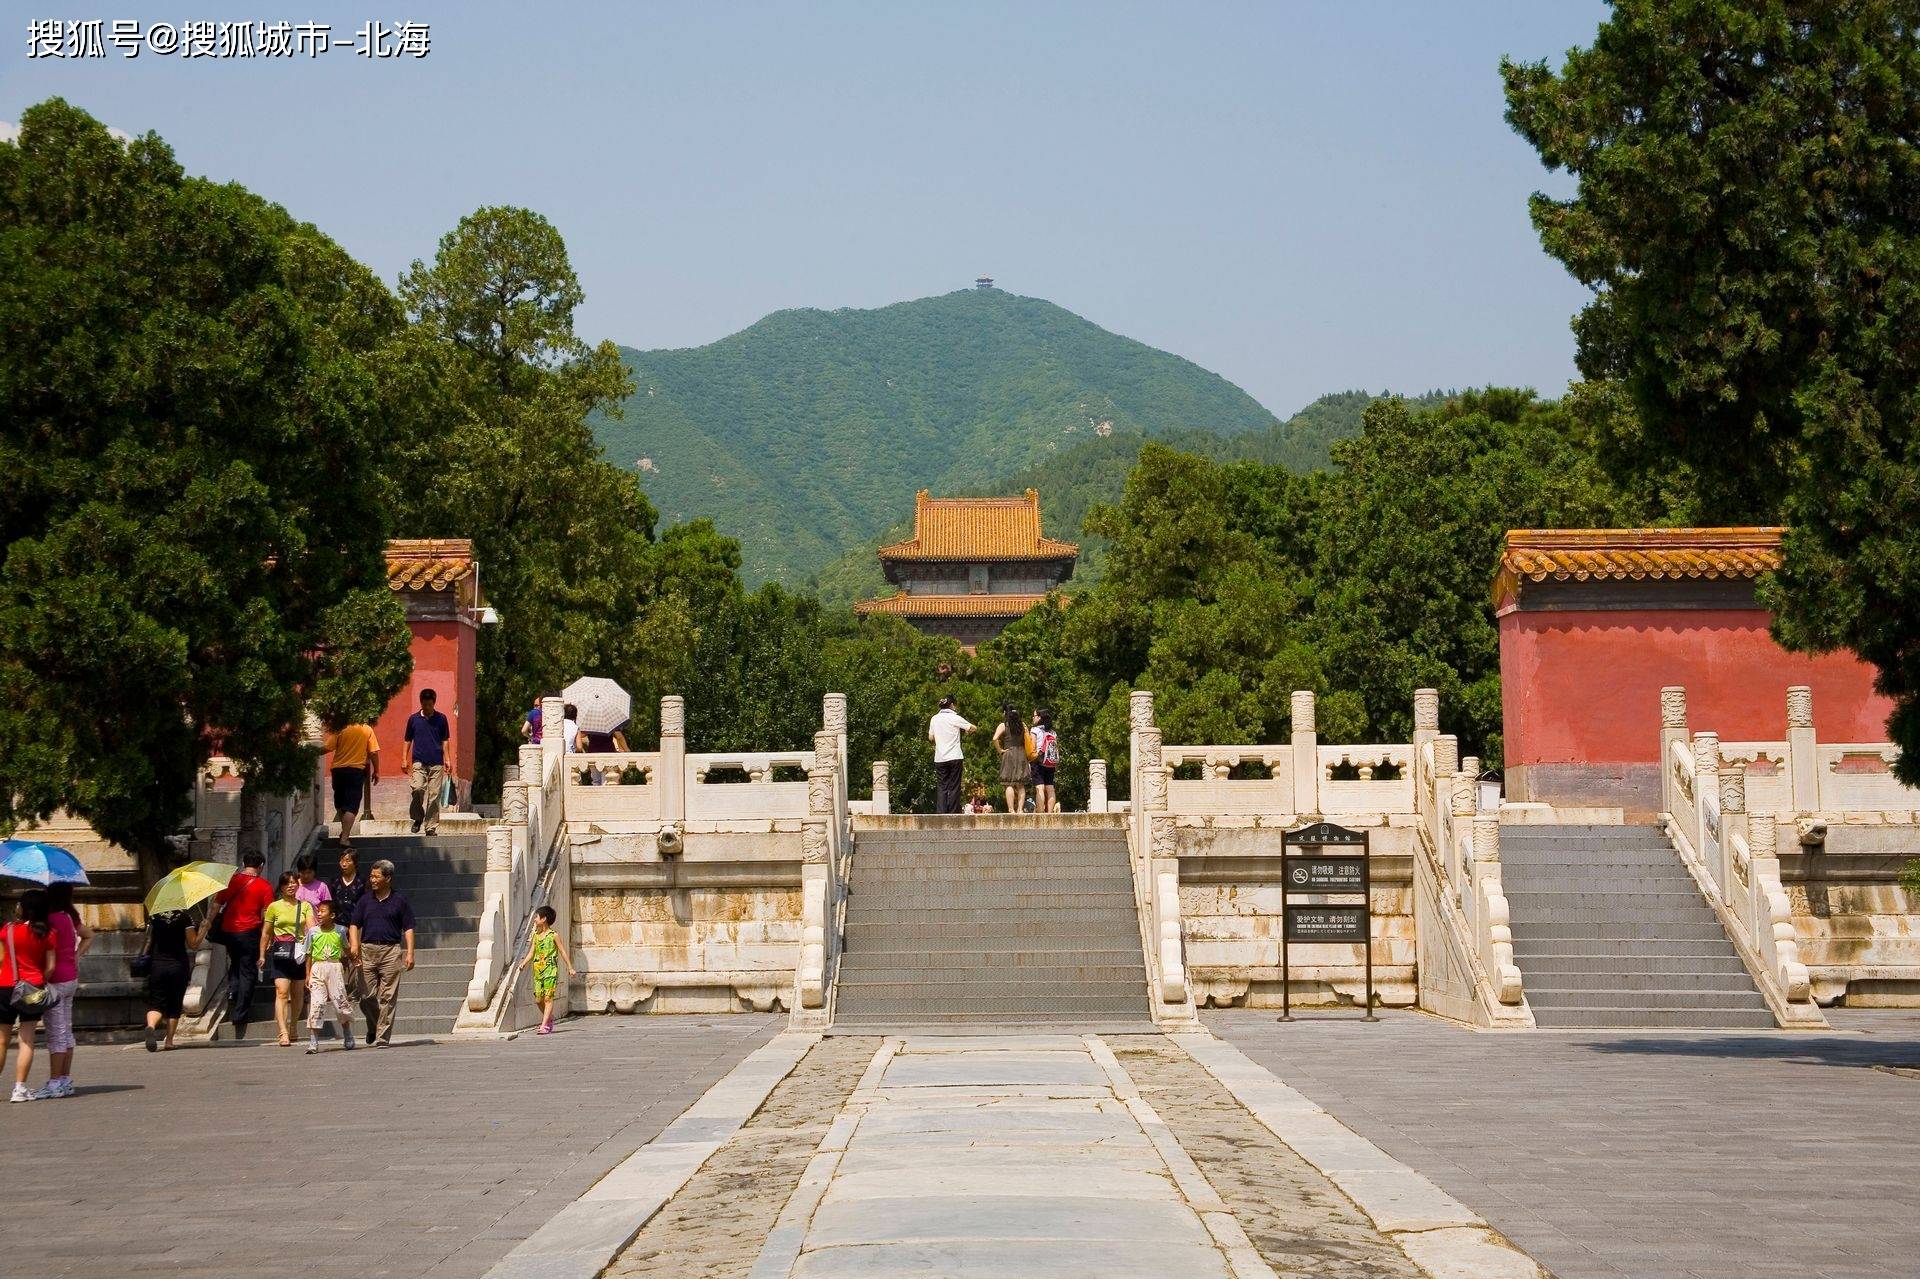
[593,288,1281,584]
[807,389,1456,607]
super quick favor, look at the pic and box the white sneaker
[49,1078,74,1099]
[9,1083,33,1103]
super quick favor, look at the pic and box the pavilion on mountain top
[854,489,1077,648]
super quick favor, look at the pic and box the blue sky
[3,1,1607,417]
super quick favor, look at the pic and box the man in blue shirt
[401,688,453,835]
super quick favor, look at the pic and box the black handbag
[130,918,154,978]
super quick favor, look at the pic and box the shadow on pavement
[1582,1034,1920,1068]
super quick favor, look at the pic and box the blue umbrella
[0,840,90,886]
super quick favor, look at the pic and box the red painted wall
[1500,608,1893,769]
[323,618,478,812]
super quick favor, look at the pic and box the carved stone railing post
[659,695,686,825]
[1291,690,1318,817]
[1088,759,1108,814]
[1692,732,1722,891]
[210,827,240,865]
[1660,686,1689,816]
[1719,763,1748,902]
[1412,687,1440,758]
[794,728,839,1017]
[870,761,890,815]
[1786,685,1819,813]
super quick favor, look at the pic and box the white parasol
[562,676,632,735]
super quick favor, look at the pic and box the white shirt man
[927,698,974,813]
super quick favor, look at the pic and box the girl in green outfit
[515,905,575,1035]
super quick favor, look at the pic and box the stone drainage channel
[487,1031,1539,1279]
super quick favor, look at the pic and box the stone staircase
[1501,824,1774,1029]
[242,832,487,1039]
[833,818,1154,1030]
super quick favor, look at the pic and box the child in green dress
[514,905,575,1035]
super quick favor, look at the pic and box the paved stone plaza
[0,1017,779,1279]
[9,1011,1920,1278]
[1212,1009,1920,1279]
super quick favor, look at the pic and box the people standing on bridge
[350,858,416,1048]
[1030,708,1060,814]
[402,688,452,836]
[928,695,975,814]
[323,715,379,851]
[993,703,1030,814]
[210,850,272,1038]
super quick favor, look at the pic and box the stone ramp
[833,819,1153,1030]
[1501,824,1775,1029]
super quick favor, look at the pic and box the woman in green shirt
[257,873,311,1047]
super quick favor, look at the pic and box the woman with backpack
[1030,708,1061,814]
[992,703,1030,814]
[1,890,58,1102]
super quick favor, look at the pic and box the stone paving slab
[0,1016,780,1279]
[1210,1008,1920,1279]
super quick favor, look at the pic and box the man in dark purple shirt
[348,859,416,1047]
[401,688,452,835]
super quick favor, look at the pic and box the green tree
[0,100,411,870]
[391,207,650,792]
[1503,1,1920,779]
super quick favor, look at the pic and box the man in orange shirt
[323,718,381,850]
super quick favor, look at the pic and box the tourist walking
[992,703,1030,814]
[259,872,312,1047]
[323,716,380,850]
[403,688,453,835]
[304,900,355,1053]
[349,859,416,1047]
[328,848,370,1034]
[928,695,975,814]
[1,891,57,1102]
[514,905,575,1035]
[140,907,208,1052]
[210,850,272,1038]
[561,703,581,754]
[1030,708,1061,814]
[36,882,91,1098]
[523,698,544,744]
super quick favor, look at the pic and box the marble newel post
[823,693,848,812]
[659,695,686,825]
[1659,687,1689,817]
[870,762,890,815]
[1088,760,1108,814]
[1786,686,1819,813]
[1719,763,1748,895]
[1692,732,1722,891]
[1291,691,1318,817]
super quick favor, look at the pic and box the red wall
[323,618,478,810]
[1500,608,1893,769]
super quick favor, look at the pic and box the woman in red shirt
[1,891,58,1104]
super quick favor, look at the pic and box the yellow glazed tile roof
[385,538,478,592]
[1499,527,1784,583]
[877,489,1079,562]
[854,592,1055,618]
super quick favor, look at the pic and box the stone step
[849,890,1140,910]
[1511,937,1741,958]
[837,964,1147,985]
[837,941,1144,960]
[1525,985,1769,1010]
[826,1019,1159,1035]
[853,865,1134,882]
[1517,954,1751,975]
[1504,908,1722,927]
[1505,920,1733,941]
[833,993,1150,1016]
[1521,969,1761,993]
[1531,1006,1778,1029]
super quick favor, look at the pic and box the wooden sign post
[1279,820,1375,1021]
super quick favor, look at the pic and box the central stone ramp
[1501,824,1774,1029]
[834,817,1153,1030]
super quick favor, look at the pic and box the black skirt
[146,957,191,1018]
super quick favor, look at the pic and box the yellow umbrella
[144,861,237,915]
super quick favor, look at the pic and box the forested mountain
[808,389,1454,606]
[592,288,1282,584]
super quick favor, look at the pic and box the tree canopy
[0,99,412,862]
[1504,0,1920,778]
